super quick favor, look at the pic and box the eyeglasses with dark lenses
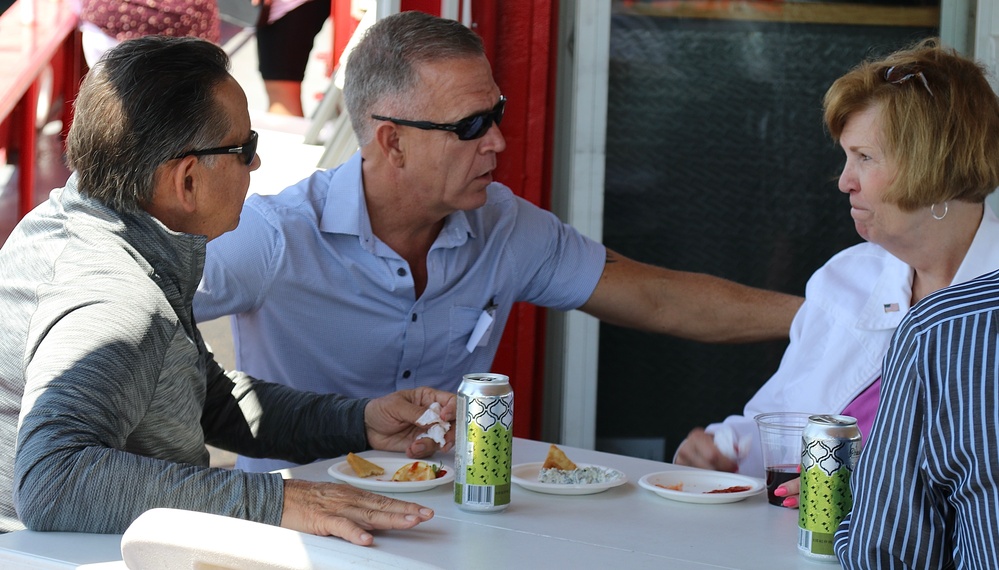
[371,96,506,141]
[884,65,933,97]
[175,130,258,165]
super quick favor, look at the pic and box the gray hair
[66,36,233,213]
[343,10,485,145]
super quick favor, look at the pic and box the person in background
[77,0,221,67]
[254,0,331,116]
[194,10,804,474]
[674,38,999,509]
[0,35,455,544]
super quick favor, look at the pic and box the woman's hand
[773,476,801,508]
[674,428,738,472]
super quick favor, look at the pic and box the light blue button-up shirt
[195,151,605,471]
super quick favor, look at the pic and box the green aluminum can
[798,414,862,561]
[454,373,513,512]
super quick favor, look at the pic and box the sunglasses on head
[174,130,258,166]
[884,65,933,97]
[371,96,506,141]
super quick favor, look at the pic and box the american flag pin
[883,303,900,313]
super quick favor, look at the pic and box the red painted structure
[481,1,559,441]
[0,0,83,219]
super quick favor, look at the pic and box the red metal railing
[0,0,83,221]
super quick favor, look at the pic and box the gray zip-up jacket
[0,176,369,533]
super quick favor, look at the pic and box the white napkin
[712,425,752,462]
[415,402,451,447]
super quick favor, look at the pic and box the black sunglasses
[175,130,258,165]
[371,96,506,141]
[884,65,933,97]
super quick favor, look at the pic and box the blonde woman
[675,39,999,510]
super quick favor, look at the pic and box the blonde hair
[823,38,999,210]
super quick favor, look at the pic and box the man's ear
[374,122,405,168]
[169,156,200,214]
[143,159,200,233]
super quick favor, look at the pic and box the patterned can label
[454,373,514,511]
[798,414,862,560]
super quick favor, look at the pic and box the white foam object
[120,508,443,570]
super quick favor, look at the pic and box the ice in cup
[754,412,812,506]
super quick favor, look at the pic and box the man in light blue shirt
[195,11,803,473]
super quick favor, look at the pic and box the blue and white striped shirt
[835,268,999,569]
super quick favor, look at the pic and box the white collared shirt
[706,206,999,477]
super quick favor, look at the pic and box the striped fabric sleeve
[835,273,999,569]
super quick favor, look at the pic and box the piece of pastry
[391,461,436,482]
[542,444,577,471]
[346,452,384,478]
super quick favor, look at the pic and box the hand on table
[280,479,434,545]
[773,476,800,509]
[673,428,738,473]
[365,387,457,458]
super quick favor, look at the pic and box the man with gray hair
[0,35,455,543]
[195,10,804,473]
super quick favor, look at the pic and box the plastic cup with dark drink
[754,412,812,506]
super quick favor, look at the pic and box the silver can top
[461,373,510,385]
[807,414,857,427]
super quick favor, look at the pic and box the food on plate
[655,481,752,494]
[538,466,621,485]
[346,452,384,478]
[542,444,577,471]
[536,445,621,485]
[391,461,447,482]
[706,485,752,494]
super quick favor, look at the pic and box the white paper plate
[511,462,627,495]
[638,470,764,504]
[327,457,454,493]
